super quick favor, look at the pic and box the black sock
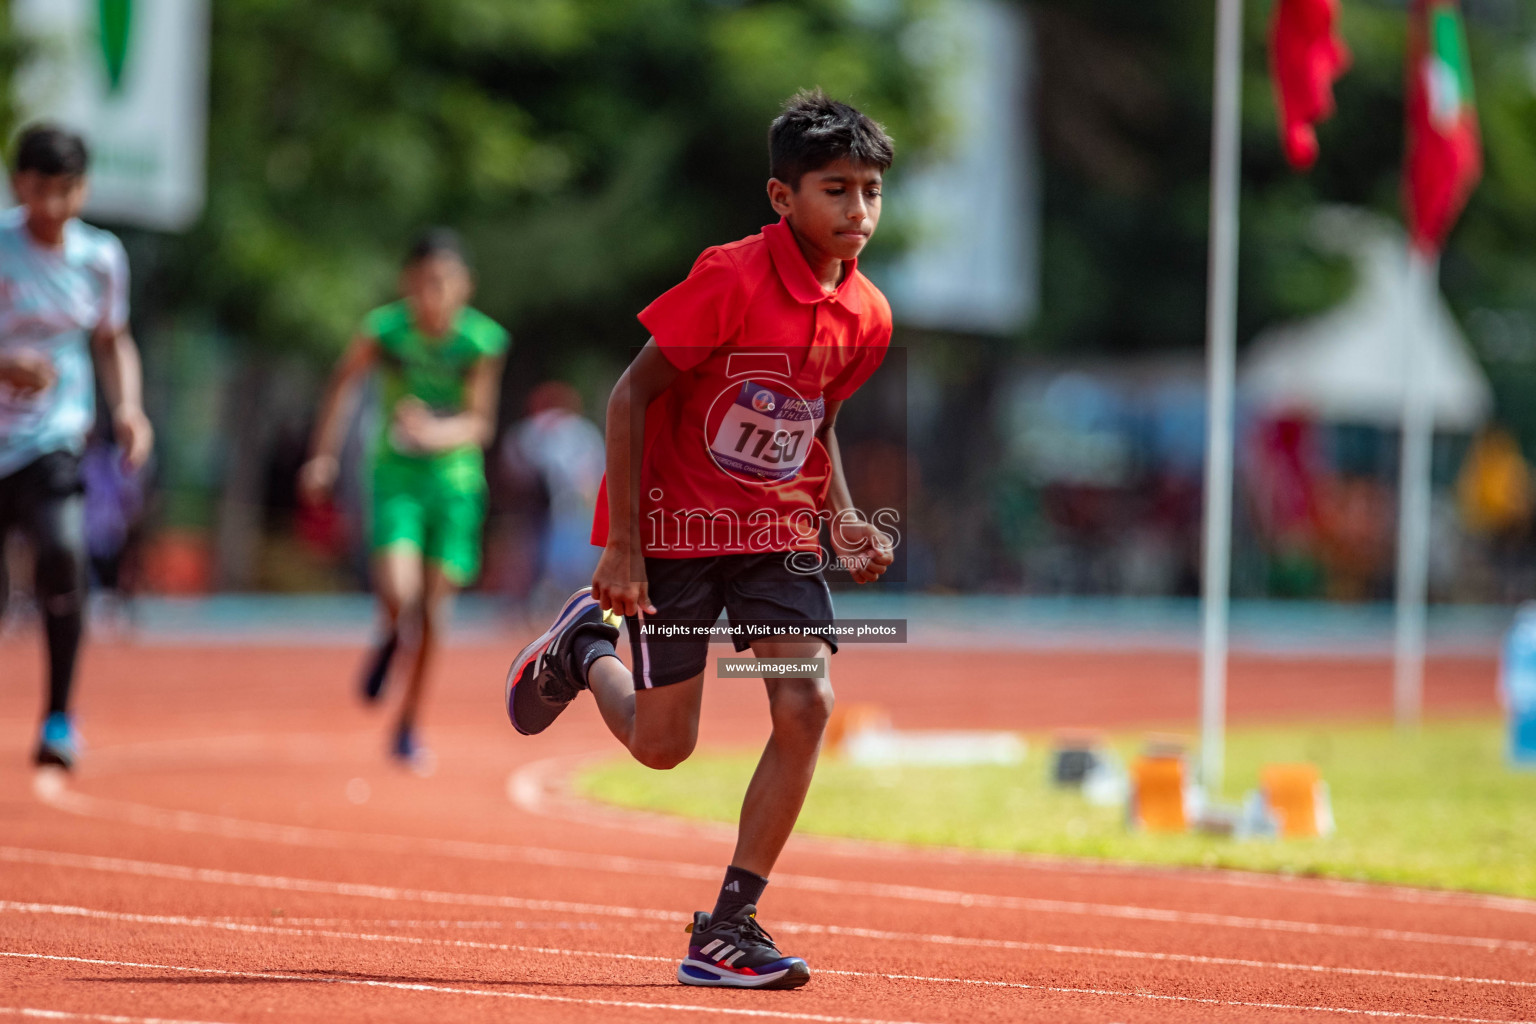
[568,629,617,687]
[709,865,768,925]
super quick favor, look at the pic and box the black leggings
[0,452,87,717]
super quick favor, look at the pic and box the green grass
[576,719,1536,898]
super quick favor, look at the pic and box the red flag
[1404,0,1482,253]
[1270,0,1351,171]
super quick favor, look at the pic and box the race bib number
[708,380,823,482]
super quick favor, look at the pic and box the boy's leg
[369,543,421,699]
[730,640,834,876]
[586,661,704,770]
[397,563,455,735]
[372,545,421,635]
[13,455,89,770]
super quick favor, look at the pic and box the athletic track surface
[1,635,1531,1023]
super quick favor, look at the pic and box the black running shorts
[624,552,837,689]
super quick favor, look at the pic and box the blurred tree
[160,0,939,370]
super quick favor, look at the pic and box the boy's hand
[113,406,154,470]
[392,397,442,451]
[298,455,339,506]
[592,543,657,618]
[0,350,57,396]
[831,518,894,584]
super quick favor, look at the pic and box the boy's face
[11,171,89,235]
[401,254,472,335]
[768,157,883,264]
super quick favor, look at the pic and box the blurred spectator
[1246,413,1325,598]
[498,382,605,602]
[81,438,145,601]
[1457,426,1533,540]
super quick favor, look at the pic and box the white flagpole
[1394,250,1438,728]
[1200,0,1245,793]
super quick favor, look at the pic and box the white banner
[12,0,209,232]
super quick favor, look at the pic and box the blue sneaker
[390,723,435,776]
[505,589,619,736]
[35,712,79,771]
[678,905,810,989]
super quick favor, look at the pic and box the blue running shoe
[34,712,79,771]
[678,905,810,989]
[390,723,436,776]
[506,589,619,736]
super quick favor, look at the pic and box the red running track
[0,636,1530,1024]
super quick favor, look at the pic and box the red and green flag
[1404,0,1481,253]
[1269,0,1351,171]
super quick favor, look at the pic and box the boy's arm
[393,354,504,452]
[591,339,679,617]
[89,321,153,469]
[299,334,378,504]
[818,400,892,585]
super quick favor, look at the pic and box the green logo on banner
[98,0,132,94]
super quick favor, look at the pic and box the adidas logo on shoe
[725,881,740,892]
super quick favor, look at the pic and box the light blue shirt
[0,208,128,478]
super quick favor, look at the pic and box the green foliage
[0,0,24,147]
[580,718,1536,898]
[161,0,939,364]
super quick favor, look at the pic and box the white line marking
[508,751,1536,918]
[6,901,1530,994]
[0,846,680,923]
[59,733,1536,920]
[0,1008,237,1024]
[4,950,1530,1024]
[41,784,1536,949]
[6,844,1530,955]
[0,952,933,1024]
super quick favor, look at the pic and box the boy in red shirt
[504,90,895,989]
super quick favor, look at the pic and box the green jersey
[363,300,509,481]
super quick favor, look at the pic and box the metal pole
[1200,0,1245,794]
[1394,251,1438,728]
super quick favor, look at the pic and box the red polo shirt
[592,218,893,557]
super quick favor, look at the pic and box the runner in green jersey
[300,229,508,771]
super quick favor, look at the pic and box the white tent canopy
[1240,210,1493,431]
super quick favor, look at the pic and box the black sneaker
[678,905,810,989]
[505,589,619,736]
[359,630,399,703]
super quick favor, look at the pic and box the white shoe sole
[677,957,809,989]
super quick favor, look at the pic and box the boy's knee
[631,734,696,771]
[772,680,834,738]
[34,544,83,600]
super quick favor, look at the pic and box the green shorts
[371,453,487,586]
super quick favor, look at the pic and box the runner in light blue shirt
[0,123,153,771]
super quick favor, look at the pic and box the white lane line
[203,918,616,930]
[4,950,1530,1024]
[6,844,1532,955]
[58,735,1536,920]
[40,786,1536,950]
[0,846,679,923]
[509,752,1536,918]
[0,952,933,1024]
[0,1009,236,1024]
[5,900,1534,992]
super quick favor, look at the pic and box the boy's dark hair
[768,89,893,190]
[404,227,467,268]
[13,123,90,178]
